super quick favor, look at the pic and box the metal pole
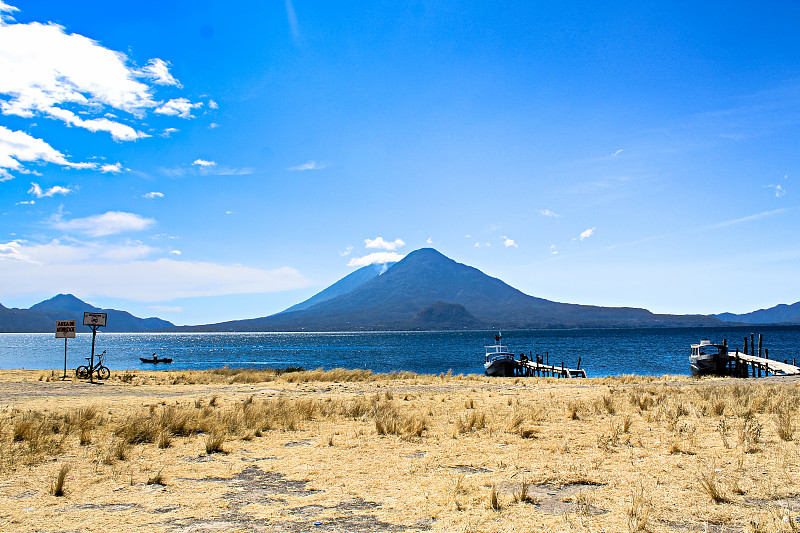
[90,325,97,383]
[62,337,68,380]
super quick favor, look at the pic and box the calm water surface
[2,326,800,377]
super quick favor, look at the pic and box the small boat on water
[689,340,729,376]
[140,353,173,364]
[484,333,518,377]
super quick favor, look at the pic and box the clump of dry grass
[774,407,794,442]
[626,485,651,532]
[204,433,225,454]
[739,413,762,453]
[455,410,487,434]
[147,469,166,486]
[50,464,69,496]
[489,484,501,510]
[697,467,728,504]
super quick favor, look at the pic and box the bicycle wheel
[76,366,90,379]
[96,366,110,380]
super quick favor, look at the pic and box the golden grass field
[2,367,800,532]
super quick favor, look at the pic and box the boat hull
[484,358,518,377]
[689,354,729,377]
[140,357,173,364]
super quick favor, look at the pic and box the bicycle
[76,350,110,380]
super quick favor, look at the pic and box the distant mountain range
[1,248,798,332]
[0,294,173,333]
[713,302,800,325]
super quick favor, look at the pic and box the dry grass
[2,369,800,532]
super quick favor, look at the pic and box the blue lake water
[2,326,800,377]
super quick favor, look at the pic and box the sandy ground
[2,368,800,532]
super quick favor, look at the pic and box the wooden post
[561,361,564,378]
[546,351,549,366]
[750,333,755,359]
[577,357,582,370]
[764,347,769,360]
[758,334,763,358]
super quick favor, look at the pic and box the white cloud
[51,211,155,237]
[15,200,34,205]
[29,182,72,198]
[143,191,164,199]
[579,227,596,241]
[364,237,405,251]
[613,149,624,157]
[155,97,202,118]
[208,99,219,110]
[208,123,220,129]
[100,162,125,173]
[550,244,558,255]
[0,239,312,301]
[348,252,405,267]
[137,58,180,87]
[426,237,433,244]
[500,236,518,248]
[0,18,157,129]
[765,184,786,198]
[170,250,181,255]
[339,245,354,257]
[540,209,560,218]
[192,159,216,167]
[0,6,201,177]
[289,160,327,171]
[160,127,179,137]
[0,125,95,178]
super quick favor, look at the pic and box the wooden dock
[727,350,800,377]
[511,353,587,378]
[720,334,800,378]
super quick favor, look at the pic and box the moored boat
[140,353,173,364]
[484,333,518,377]
[689,340,729,376]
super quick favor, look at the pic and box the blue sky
[1,1,798,325]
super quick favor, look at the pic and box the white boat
[484,333,518,377]
[689,340,729,376]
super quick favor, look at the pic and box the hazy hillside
[714,301,800,325]
[0,294,174,333]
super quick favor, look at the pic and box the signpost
[55,320,76,380]
[83,312,107,383]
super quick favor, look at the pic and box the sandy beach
[1,368,800,532]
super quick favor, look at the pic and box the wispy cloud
[500,236,518,248]
[192,159,216,168]
[540,209,560,218]
[289,160,327,171]
[100,162,125,174]
[29,182,71,198]
[143,191,164,199]
[550,244,558,255]
[51,211,156,237]
[155,98,203,119]
[137,58,181,87]
[0,238,312,301]
[764,184,786,198]
[364,237,405,251]
[579,227,596,241]
[339,245,354,257]
[613,149,624,157]
[0,125,94,180]
[160,127,179,137]
[348,251,404,267]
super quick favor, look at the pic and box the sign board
[55,319,76,339]
[83,312,107,327]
